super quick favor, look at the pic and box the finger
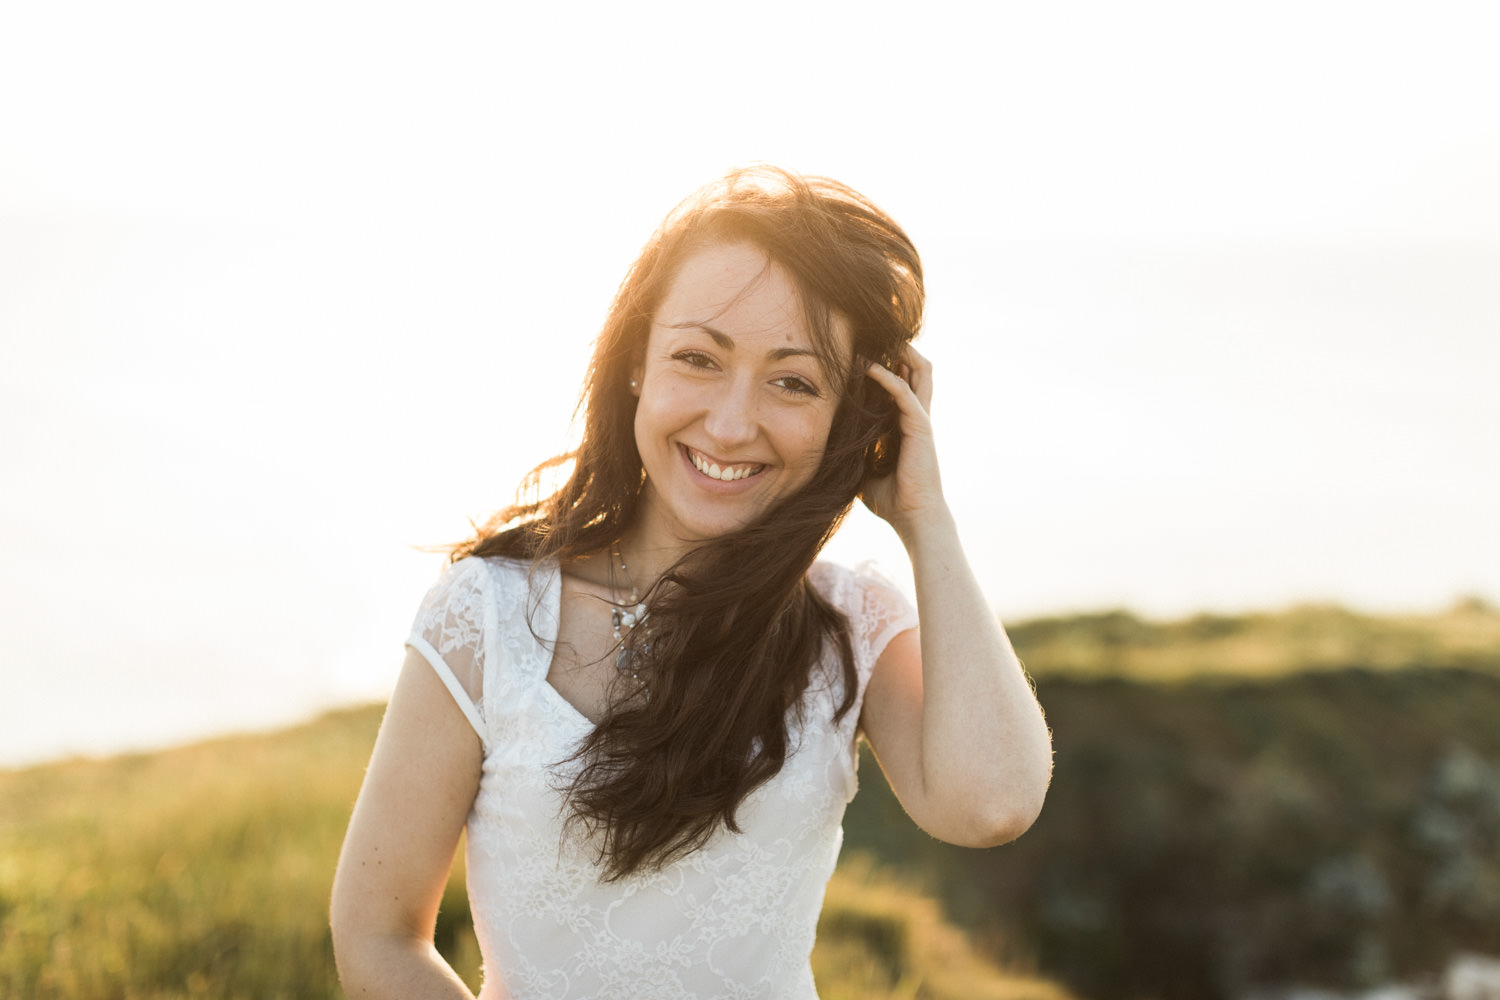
[893,345,934,410]
[865,360,931,417]
[900,343,930,367]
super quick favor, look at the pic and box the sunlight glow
[2,0,1497,764]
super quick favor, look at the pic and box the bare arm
[858,348,1053,848]
[330,647,484,999]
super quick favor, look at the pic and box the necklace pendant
[616,647,634,673]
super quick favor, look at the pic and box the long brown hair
[456,166,923,879]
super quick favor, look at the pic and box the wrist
[890,502,959,551]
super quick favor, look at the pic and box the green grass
[844,666,1500,1000]
[1008,596,1500,680]
[0,704,1071,1000]
[0,706,379,999]
[815,856,1074,1000]
[14,599,1491,999]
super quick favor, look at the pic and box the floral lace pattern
[409,557,491,723]
[407,557,918,1000]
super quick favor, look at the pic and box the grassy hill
[1006,596,1500,681]
[0,703,1071,1000]
[844,599,1500,1000]
[6,599,1496,1000]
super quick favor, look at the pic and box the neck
[614,525,696,597]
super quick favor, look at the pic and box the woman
[330,166,1052,999]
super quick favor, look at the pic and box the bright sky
[3,1,1498,765]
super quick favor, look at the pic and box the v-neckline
[529,560,607,730]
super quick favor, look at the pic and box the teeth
[690,449,761,481]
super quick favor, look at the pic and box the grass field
[0,702,1071,1000]
[1007,596,1500,681]
[844,601,1500,999]
[9,600,1495,999]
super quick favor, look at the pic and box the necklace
[608,541,650,684]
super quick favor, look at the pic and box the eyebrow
[692,324,820,362]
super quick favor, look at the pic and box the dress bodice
[407,556,917,1000]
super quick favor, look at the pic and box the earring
[630,379,639,390]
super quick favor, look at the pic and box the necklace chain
[608,542,649,685]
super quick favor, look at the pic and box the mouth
[684,446,767,483]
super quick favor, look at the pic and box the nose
[702,376,758,450]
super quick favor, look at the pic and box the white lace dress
[407,556,917,1000]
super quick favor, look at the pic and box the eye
[672,350,717,370]
[772,374,821,398]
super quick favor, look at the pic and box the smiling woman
[631,242,850,542]
[329,166,1053,1000]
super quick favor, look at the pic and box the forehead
[653,242,851,358]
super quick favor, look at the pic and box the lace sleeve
[811,560,919,702]
[406,558,489,742]
[845,562,919,681]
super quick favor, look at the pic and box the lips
[685,446,766,482]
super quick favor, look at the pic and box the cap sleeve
[406,557,489,742]
[846,562,919,680]
[811,560,919,701]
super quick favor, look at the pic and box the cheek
[633,403,664,465]
[780,410,838,471]
[634,379,698,464]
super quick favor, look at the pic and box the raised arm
[857,347,1053,848]
[330,647,484,998]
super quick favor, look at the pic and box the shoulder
[405,555,555,707]
[809,559,919,672]
[427,554,536,593]
[809,559,913,618]
[808,558,863,604]
[412,556,546,628]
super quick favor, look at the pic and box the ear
[629,363,643,397]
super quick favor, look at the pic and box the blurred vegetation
[6,599,1496,1000]
[845,598,1500,1000]
[0,704,1072,1000]
[0,706,388,999]
[815,855,1074,1000]
[1006,595,1500,681]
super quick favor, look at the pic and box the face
[629,241,851,551]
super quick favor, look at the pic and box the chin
[638,466,808,548]
[675,510,762,544]
[652,494,769,546]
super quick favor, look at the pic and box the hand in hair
[857,343,1053,848]
[860,344,947,539]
